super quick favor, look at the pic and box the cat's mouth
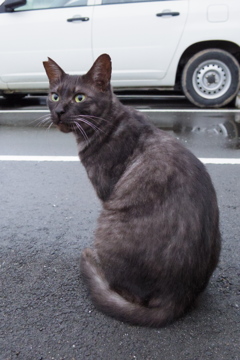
[57,123,72,133]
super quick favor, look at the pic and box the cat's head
[43,54,112,134]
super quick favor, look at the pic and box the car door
[92,0,189,87]
[0,0,94,91]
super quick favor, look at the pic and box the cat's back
[109,125,213,206]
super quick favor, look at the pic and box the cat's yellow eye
[51,93,59,102]
[75,94,86,103]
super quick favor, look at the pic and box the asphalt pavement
[0,96,240,360]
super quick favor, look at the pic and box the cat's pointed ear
[43,58,66,84]
[84,54,112,92]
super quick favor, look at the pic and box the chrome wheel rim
[192,59,231,99]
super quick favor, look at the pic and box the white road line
[0,155,240,164]
[141,109,240,113]
[199,158,240,164]
[0,156,79,162]
[0,110,49,113]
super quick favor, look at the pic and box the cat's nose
[56,107,65,117]
[55,107,65,124]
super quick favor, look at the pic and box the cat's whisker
[73,117,105,134]
[36,113,51,121]
[46,122,54,131]
[30,114,52,128]
[40,118,52,127]
[28,118,44,127]
[83,115,110,123]
[80,119,104,133]
[72,114,110,124]
[31,113,51,123]
[73,121,89,143]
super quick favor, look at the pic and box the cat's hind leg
[80,247,179,327]
[80,247,111,295]
[80,247,137,316]
[81,247,99,270]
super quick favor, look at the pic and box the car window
[102,0,175,4]
[15,0,87,11]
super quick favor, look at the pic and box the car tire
[181,49,240,108]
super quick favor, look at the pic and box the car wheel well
[175,41,240,90]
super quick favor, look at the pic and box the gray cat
[43,54,221,327]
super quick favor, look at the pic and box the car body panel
[92,0,188,87]
[0,3,94,90]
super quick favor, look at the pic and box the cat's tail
[81,249,183,328]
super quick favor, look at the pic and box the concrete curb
[0,110,49,127]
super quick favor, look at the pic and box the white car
[0,0,240,108]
